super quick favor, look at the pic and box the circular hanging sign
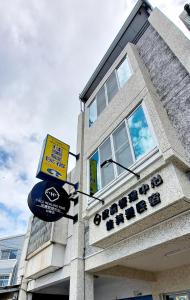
[28,181,70,222]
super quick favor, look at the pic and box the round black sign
[28,181,70,222]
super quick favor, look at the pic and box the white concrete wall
[94,277,151,300]
[151,264,190,300]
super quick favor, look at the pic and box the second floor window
[0,249,18,260]
[89,104,156,196]
[88,56,132,127]
[0,275,9,287]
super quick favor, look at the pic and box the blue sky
[0,0,189,237]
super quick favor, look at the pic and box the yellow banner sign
[90,159,97,195]
[37,134,70,182]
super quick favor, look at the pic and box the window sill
[87,147,161,210]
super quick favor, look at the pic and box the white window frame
[0,249,18,260]
[87,102,158,205]
[88,55,133,128]
[116,55,133,89]
[0,274,10,287]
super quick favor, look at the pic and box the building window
[89,99,97,128]
[97,86,107,116]
[0,249,18,260]
[100,137,115,188]
[106,71,118,103]
[128,106,155,160]
[117,56,132,88]
[89,104,156,195]
[88,56,132,127]
[112,121,133,175]
[0,275,9,287]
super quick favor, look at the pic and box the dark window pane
[89,151,100,195]
[100,138,115,187]
[9,250,17,259]
[89,99,97,127]
[128,106,155,160]
[0,275,9,287]
[97,86,107,116]
[117,57,132,88]
[113,122,133,174]
[106,72,118,103]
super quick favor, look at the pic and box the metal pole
[101,159,140,179]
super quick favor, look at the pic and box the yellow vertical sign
[90,159,97,195]
[37,135,70,182]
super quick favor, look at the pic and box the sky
[0,0,189,238]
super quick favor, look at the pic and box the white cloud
[0,0,189,237]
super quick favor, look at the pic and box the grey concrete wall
[27,217,52,255]
[137,25,190,161]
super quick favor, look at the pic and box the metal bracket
[62,213,78,224]
[69,196,79,206]
[69,151,80,160]
[65,181,104,204]
[101,159,140,180]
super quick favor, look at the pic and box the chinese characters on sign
[28,181,71,222]
[93,174,163,231]
[36,134,70,183]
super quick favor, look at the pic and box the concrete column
[152,293,161,300]
[18,278,28,300]
[69,258,84,300]
[85,273,94,300]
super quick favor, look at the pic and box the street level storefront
[18,1,190,300]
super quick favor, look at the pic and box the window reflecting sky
[128,106,155,159]
[89,99,97,127]
[117,57,132,88]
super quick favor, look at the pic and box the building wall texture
[137,24,190,161]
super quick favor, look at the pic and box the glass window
[9,249,17,259]
[113,122,134,175]
[0,275,9,287]
[0,250,10,260]
[0,249,17,260]
[88,104,156,197]
[89,99,97,127]
[99,138,115,188]
[88,56,133,127]
[97,86,107,116]
[117,57,132,88]
[89,151,100,195]
[128,106,155,160]
[106,72,118,103]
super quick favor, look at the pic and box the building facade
[0,234,25,300]
[19,1,190,300]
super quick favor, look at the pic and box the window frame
[116,55,132,89]
[0,249,18,260]
[88,102,157,201]
[0,274,10,287]
[88,55,132,128]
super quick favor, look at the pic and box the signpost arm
[64,181,104,204]
[69,151,80,160]
[101,159,140,179]
[75,190,104,205]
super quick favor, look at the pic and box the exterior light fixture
[101,159,140,180]
[67,182,104,204]
[71,189,104,205]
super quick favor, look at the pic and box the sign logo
[45,187,60,202]
[47,168,62,178]
[28,181,71,222]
